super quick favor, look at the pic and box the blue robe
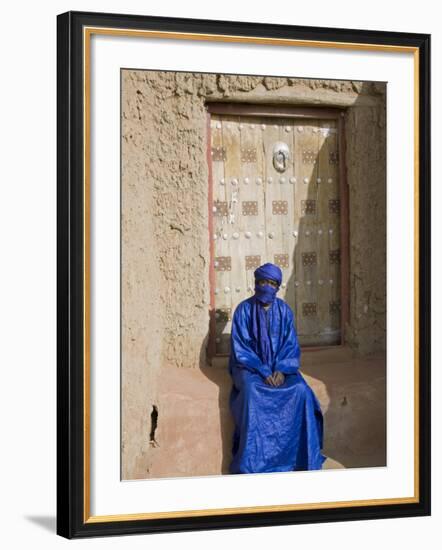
[228,296,326,474]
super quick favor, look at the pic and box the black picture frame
[57,10,431,539]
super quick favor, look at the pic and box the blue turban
[254,263,282,305]
[254,262,282,286]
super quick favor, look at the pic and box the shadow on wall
[198,82,386,473]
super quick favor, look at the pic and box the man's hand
[264,371,285,387]
[272,371,285,387]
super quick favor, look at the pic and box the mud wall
[121,70,386,479]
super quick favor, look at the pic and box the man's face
[257,278,279,288]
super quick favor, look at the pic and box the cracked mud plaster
[121,70,386,479]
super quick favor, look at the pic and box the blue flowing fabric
[228,294,327,474]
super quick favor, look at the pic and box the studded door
[209,113,343,355]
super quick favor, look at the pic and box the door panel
[209,113,343,354]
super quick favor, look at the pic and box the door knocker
[272,142,290,173]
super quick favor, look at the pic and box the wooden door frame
[206,102,350,359]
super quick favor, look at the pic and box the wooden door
[208,107,346,356]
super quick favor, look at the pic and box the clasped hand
[264,370,285,387]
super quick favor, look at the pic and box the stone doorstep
[211,344,366,368]
[145,347,385,479]
[147,364,350,478]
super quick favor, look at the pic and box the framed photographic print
[57,10,431,539]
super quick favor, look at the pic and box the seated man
[228,262,326,474]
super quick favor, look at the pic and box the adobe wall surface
[121,70,386,479]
